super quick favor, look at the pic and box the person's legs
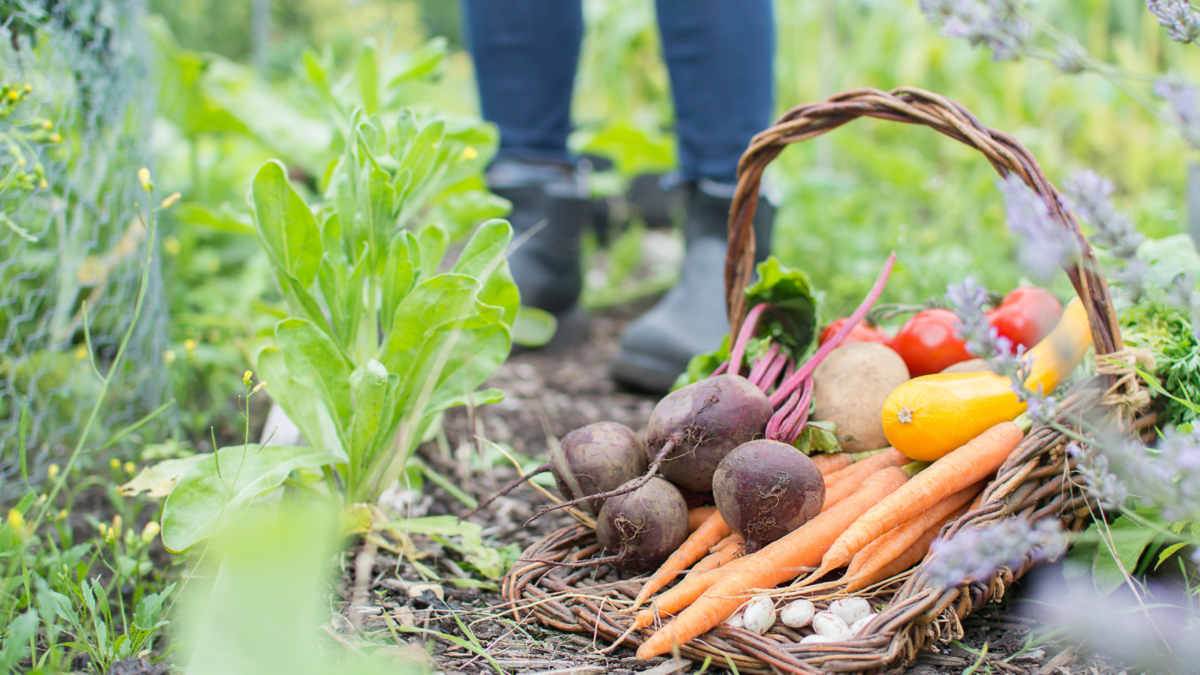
[612,0,776,392]
[656,0,774,184]
[461,0,583,164]
[462,0,590,343]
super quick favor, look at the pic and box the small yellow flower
[461,145,478,160]
[124,462,135,475]
[47,464,59,480]
[141,521,160,544]
[109,458,121,470]
[163,349,176,365]
[7,509,25,531]
[16,157,26,168]
[23,84,31,93]
[251,381,267,394]
[74,346,88,361]
[7,91,18,101]
[42,120,52,129]
[38,179,48,190]
[160,192,181,209]
[111,515,122,540]
[184,339,196,358]
[98,522,108,537]
[138,167,153,192]
[57,509,68,522]
[48,133,60,144]
[243,370,253,386]
[163,236,181,256]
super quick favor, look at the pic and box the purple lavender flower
[946,277,1033,391]
[1067,442,1129,508]
[919,0,1032,61]
[1085,428,1200,523]
[926,518,1066,588]
[998,174,1079,282]
[1154,77,1200,150]
[1147,0,1200,43]
[1062,169,1147,296]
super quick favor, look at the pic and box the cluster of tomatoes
[817,287,1063,377]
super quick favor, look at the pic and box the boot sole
[609,349,683,395]
[511,307,588,355]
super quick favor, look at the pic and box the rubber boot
[488,160,590,350]
[610,180,775,393]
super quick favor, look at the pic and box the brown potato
[940,358,989,374]
[811,342,910,452]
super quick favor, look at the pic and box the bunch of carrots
[627,417,1028,660]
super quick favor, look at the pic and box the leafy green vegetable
[673,257,818,389]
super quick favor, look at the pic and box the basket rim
[722,86,1124,368]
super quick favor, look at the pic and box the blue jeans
[461,0,775,184]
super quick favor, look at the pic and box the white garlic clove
[723,611,745,628]
[849,613,877,636]
[741,596,776,635]
[812,610,851,640]
[829,597,871,625]
[780,599,816,628]
[800,634,835,645]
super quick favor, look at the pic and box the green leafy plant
[159,109,518,551]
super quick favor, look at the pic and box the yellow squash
[881,297,1092,461]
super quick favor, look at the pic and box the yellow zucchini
[881,297,1092,461]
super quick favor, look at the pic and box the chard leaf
[275,319,353,427]
[743,257,818,359]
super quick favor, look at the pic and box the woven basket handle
[725,86,1124,358]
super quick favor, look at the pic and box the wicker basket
[501,87,1144,674]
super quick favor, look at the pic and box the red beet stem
[778,377,815,444]
[747,341,781,389]
[765,386,800,439]
[760,351,788,393]
[728,302,773,377]
[769,253,896,408]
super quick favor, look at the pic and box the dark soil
[336,300,1134,675]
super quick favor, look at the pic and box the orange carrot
[687,535,744,576]
[633,467,909,658]
[811,452,853,476]
[810,421,1024,581]
[687,506,718,532]
[710,533,740,554]
[842,503,970,592]
[821,448,908,511]
[843,479,984,581]
[632,510,732,609]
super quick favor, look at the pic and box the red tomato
[818,318,891,347]
[986,287,1063,351]
[889,309,973,377]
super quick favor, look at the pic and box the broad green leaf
[399,120,446,182]
[1089,515,1160,595]
[375,516,481,537]
[160,443,336,552]
[252,160,323,288]
[1157,541,1189,569]
[674,335,732,391]
[317,254,349,348]
[395,109,418,157]
[417,223,449,281]
[301,49,333,105]
[434,190,512,230]
[381,231,418,334]
[512,306,557,348]
[275,319,353,425]
[329,156,358,259]
[453,219,518,325]
[279,272,338,346]
[382,274,487,378]
[320,212,345,266]
[256,347,345,458]
[357,158,396,272]
[386,37,447,88]
[349,360,389,456]
[173,202,254,233]
[743,257,818,360]
[409,322,511,420]
[118,456,205,498]
[357,39,379,115]
[0,610,37,670]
